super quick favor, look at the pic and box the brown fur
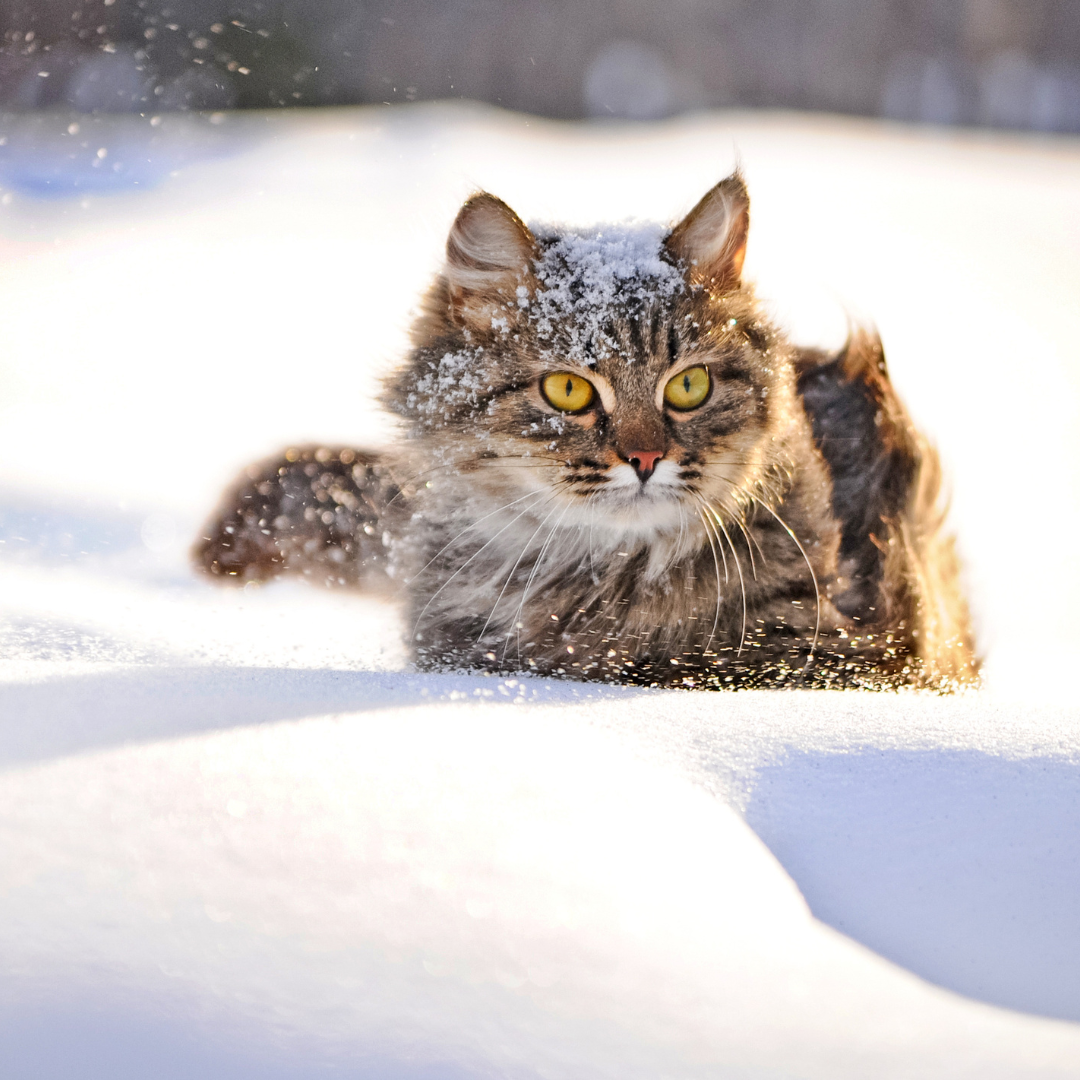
[195,176,978,690]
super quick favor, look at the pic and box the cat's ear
[445,193,537,329]
[665,173,749,292]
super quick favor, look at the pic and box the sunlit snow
[1,104,1079,1078]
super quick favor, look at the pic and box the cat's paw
[194,445,403,592]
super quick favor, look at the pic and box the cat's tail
[889,429,981,690]
[193,445,407,595]
[794,330,980,689]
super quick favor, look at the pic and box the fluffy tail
[795,331,979,688]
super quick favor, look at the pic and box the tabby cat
[196,174,978,689]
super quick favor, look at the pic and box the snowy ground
[1,104,1079,1077]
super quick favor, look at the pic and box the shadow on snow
[745,747,1080,1024]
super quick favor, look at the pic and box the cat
[195,173,978,689]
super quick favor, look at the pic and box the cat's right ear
[665,173,750,293]
[445,193,537,330]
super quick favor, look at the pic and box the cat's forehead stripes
[528,224,684,366]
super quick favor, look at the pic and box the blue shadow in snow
[0,997,477,1080]
[744,747,1080,1023]
[0,664,645,771]
[0,490,144,561]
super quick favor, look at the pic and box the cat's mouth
[602,459,684,500]
[557,459,689,532]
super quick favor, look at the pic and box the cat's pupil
[682,374,691,392]
[564,378,573,398]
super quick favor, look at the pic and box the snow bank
[1,104,1079,1077]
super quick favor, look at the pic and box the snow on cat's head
[385,175,802,551]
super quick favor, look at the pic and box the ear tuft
[665,173,749,292]
[446,193,537,328]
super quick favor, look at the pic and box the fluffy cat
[196,174,978,689]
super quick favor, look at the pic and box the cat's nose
[625,450,664,482]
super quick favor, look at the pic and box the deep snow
[1,104,1079,1078]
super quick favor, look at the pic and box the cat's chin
[586,502,687,539]
[552,494,701,582]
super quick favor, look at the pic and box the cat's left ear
[445,192,537,329]
[665,173,749,292]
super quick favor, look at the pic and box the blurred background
[1,0,1079,131]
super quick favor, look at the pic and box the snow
[530,222,684,364]
[411,347,492,422]
[1,103,1080,1077]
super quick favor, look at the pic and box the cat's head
[386,174,801,545]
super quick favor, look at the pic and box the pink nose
[625,450,664,481]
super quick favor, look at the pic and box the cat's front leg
[194,445,407,595]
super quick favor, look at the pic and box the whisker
[471,460,569,468]
[697,472,767,574]
[476,495,559,643]
[733,515,758,581]
[703,499,748,657]
[693,494,728,583]
[407,487,549,584]
[506,502,572,662]
[757,499,821,666]
[588,501,597,576]
[694,505,723,657]
[411,494,550,637]
[741,507,768,569]
[385,454,566,505]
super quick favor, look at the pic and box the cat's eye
[663,366,710,410]
[541,372,596,413]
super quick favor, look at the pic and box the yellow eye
[664,366,710,410]
[541,372,596,413]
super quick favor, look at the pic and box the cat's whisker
[738,508,768,571]
[411,494,551,637]
[701,497,748,658]
[698,473,766,574]
[386,457,494,505]
[506,502,573,662]
[471,459,568,469]
[734,516,759,580]
[692,494,728,583]
[475,494,559,644]
[386,455,566,505]
[587,502,598,576]
[515,505,573,646]
[407,487,550,585]
[694,505,724,658]
[498,500,566,661]
[714,492,760,581]
[756,498,821,666]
